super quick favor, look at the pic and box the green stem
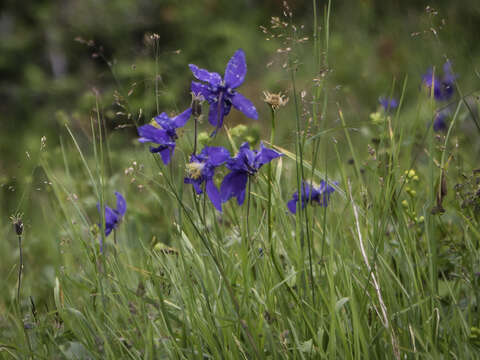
[17,235,23,303]
[267,108,276,245]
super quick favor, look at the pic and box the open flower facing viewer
[190,49,258,135]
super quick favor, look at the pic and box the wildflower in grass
[184,146,230,211]
[97,192,126,237]
[220,142,282,205]
[138,108,192,164]
[287,180,336,214]
[379,96,398,112]
[189,49,258,135]
[422,61,456,101]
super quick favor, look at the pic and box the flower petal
[287,198,298,214]
[159,146,174,165]
[104,206,118,233]
[115,192,127,216]
[203,146,230,166]
[154,112,172,129]
[254,142,282,169]
[173,108,192,128]
[220,171,248,205]
[184,177,203,194]
[191,81,212,101]
[208,101,227,136]
[206,179,222,212]
[138,125,169,145]
[224,49,247,89]
[231,92,258,120]
[105,223,114,237]
[189,64,222,86]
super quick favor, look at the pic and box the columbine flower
[422,61,456,101]
[184,146,230,212]
[263,90,289,111]
[138,108,192,164]
[379,96,398,112]
[220,142,282,205]
[189,49,258,135]
[97,192,126,236]
[287,180,336,214]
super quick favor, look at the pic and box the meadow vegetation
[2,1,480,358]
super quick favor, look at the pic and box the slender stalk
[17,234,23,303]
[267,107,276,244]
[246,177,252,247]
[193,115,198,155]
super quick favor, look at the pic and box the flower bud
[10,213,24,236]
[191,92,204,118]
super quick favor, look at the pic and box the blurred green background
[1,0,480,308]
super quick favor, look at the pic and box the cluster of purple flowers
[97,49,337,241]
[422,60,456,131]
[136,49,283,213]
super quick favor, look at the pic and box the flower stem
[193,115,198,155]
[246,177,252,246]
[17,234,23,303]
[267,107,276,245]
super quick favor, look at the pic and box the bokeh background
[1,0,480,307]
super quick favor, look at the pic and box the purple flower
[220,142,282,205]
[433,110,449,132]
[422,61,456,101]
[97,192,126,237]
[138,108,192,164]
[379,96,398,112]
[189,49,258,136]
[184,146,230,212]
[287,180,335,214]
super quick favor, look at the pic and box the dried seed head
[10,213,24,236]
[263,91,289,111]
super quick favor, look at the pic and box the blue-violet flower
[184,146,230,212]
[220,142,282,205]
[287,180,336,214]
[97,191,126,237]
[379,96,398,112]
[138,108,192,164]
[189,49,258,135]
[422,61,456,101]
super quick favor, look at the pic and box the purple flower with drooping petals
[138,108,192,164]
[189,49,258,136]
[184,146,230,212]
[379,96,398,112]
[287,180,336,214]
[422,61,456,101]
[97,192,126,237]
[220,142,282,205]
